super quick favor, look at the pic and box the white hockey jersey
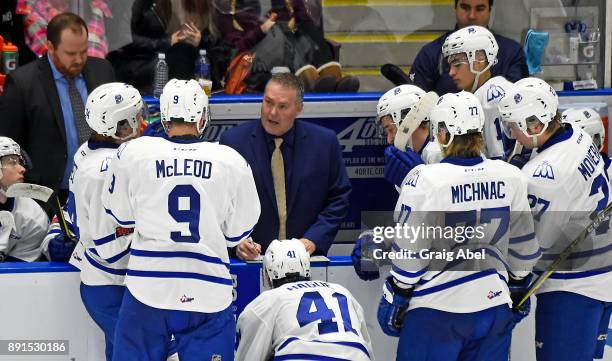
[65,140,131,286]
[474,76,514,159]
[0,197,47,261]
[392,156,540,313]
[236,280,373,361]
[522,125,612,301]
[98,136,260,313]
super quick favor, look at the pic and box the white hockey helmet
[498,78,558,142]
[85,82,143,140]
[429,91,485,148]
[263,239,311,288]
[160,79,210,134]
[562,108,605,151]
[442,26,499,77]
[0,136,28,180]
[377,84,426,125]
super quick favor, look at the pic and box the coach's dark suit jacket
[0,54,115,191]
[220,119,351,255]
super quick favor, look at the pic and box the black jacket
[0,55,115,191]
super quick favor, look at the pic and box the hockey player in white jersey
[378,91,540,361]
[43,82,143,360]
[352,85,441,281]
[377,84,442,187]
[99,79,260,361]
[0,137,48,262]
[499,79,612,361]
[237,239,373,361]
[443,25,514,159]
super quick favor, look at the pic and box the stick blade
[6,183,54,202]
[394,91,438,151]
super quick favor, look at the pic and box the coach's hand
[377,276,412,337]
[236,238,261,261]
[299,238,316,255]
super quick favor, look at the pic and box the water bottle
[2,42,18,74]
[194,49,211,96]
[153,53,168,98]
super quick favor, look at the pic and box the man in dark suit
[220,73,351,259]
[0,13,115,198]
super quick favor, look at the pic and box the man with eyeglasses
[0,137,49,262]
[407,0,527,95]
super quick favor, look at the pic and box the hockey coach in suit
[220,73,351,259]
[0,13,115,198]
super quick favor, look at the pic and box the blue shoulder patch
[533,161,555,180]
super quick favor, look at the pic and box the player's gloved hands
[377,276,412,337]
[508,274,532,324]
[351,231,380,281]
[48,233,77,262]
[384,146,423,187]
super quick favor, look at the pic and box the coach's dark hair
[267,73,305,104]
[47,13,88,48]
[454,0,493,7]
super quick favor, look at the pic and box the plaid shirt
[17,0,112,58]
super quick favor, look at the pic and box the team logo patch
[405,170,421,187]
[514,93,522,104]
[533,161,555,180]
[486,84,505,102]
[180,294,195,303]
[115,94,123,104]
[409,72,415,82]
[211,355,222,361]
[583,110,592,118]
[487,290,502,299]
[72,252,82,262]
[394,87,402,95]
[468,27,475,34]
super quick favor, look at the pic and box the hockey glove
[384,146,423,187]
[508,274,532,324]
[48,233,78,262]
[351,231,380,281]
[377,276,412,337]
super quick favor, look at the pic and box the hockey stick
[516,201,612,308]
[5,183,73,240]
[506,141,524,163]
[394,91,439,152]
[6,183,53,202]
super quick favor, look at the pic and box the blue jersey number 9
[168,184,201,243]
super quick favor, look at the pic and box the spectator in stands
[0,13,115,203]
[0,136,49,263]
[108,0,231,93]
[0,0,36,66]
[216,0,359,92]
[408,0,527,95]
[220,73,351,259]
[16,0,113,58]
